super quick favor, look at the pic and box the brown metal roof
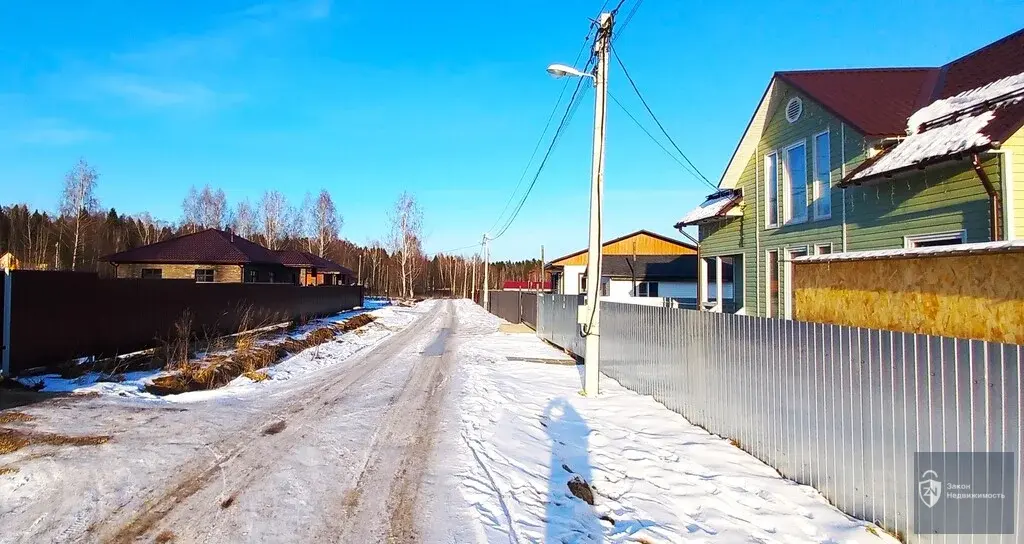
[101,229,281,265]
[935,28,1024,99]
[777,69,940,136]
[273,250,354,275]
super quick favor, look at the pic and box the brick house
[101,229,353,285]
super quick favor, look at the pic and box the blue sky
[2,1,1023,260]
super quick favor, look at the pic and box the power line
[491,73,592,240]
[608,91,708,184]
[612,0,644,43]
[612,48,716,189]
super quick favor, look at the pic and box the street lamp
[548,12,611,397]
[546,63,594,80]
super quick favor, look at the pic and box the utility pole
[579,12,611,397]
[471,253,478,302]
[538,245,544,294]
[482,234,490,310]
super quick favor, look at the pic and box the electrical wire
[608,90,707,183]
[611,0,644,43]
[489,64,593,241]
[612,48,717,189]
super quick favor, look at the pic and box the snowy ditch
[13,301,424,403]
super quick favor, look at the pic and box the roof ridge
[942,28,1024,70]
[777,67,938,75]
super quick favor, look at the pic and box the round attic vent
[785,97,803,123]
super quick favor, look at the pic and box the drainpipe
[675,226,703,311]
[990,149,1016,239]
[972,154,1002,241]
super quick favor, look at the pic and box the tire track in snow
[91,304,444,544]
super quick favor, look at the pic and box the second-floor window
[813,131,832,219]
[783,141,808,224]
[765,152,779,228]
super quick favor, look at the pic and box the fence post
[2,269,11,377]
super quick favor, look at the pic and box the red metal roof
[775,29,1024,138]
[777,69,939,136]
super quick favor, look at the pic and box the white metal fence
[537,294,1023,542]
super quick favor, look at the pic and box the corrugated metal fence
[484,291,540,329]
[537,294,1023,541]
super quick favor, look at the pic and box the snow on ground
[450,302,897,543]
[14,299,429,403]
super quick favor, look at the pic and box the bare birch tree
[387,192,423,298]
[59,158,99,271]
[308,189,341,257]
[258,190,288,250]
[230,199,256,239]
[181,186,201,232]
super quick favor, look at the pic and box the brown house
[274,249,355,286]
[101,229,353,285]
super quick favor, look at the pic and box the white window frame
[812,130,832,221]
[765,250,778,318]
[579,274,587,294]
[194,268,215,283]
[814,243,833,255]
[764,152,780,229]
[784,246,809,320]
[904,230,967,249]
[782,140,808,225]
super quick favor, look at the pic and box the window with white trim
[905,231,966,248]
[783,142,808,224]
[813,131,831,219]
[637,281,658,297]
[814,243,833,255]
[765,152,779,228]
[579,274,587,293]
[766,250,779,318]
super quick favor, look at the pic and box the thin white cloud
[91,75,239,109]
[116,0,332,65]
[6,119,107,145]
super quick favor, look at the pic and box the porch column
[698,257,709,309]
[715,256,724,313]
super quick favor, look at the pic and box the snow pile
[16,301,430,402]
[853,71,1024,181]
[451,304,896,543]
[676,189,741,226]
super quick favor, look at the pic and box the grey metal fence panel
[535,301,1024,541]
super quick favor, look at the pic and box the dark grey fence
[537,294,1023,541]
[484,291,540,328]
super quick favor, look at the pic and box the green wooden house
[676,29,1024,318]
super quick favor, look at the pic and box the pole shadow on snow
[543,398,657,543]
[543,397,603,543]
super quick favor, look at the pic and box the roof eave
[839,144,994,187]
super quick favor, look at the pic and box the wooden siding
[697,78,1003,317]
[700,82,861,316]
[1005,126,1024,239]
[793,251,1024,344]
[115,263,243,283]
[551,232,695,266]
[845,157,999,250]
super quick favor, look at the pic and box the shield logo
[919,470,942,508]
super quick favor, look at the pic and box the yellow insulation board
[794,252,1024,344]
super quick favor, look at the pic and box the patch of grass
[729,438,742,449]
[146,314,376,396]
[567,475,595,505]
[263,420,287,435]
[0,466,18,475]
[0,412,34,424]
[0,428,110,456]
[243,370,269,382]
[154,530,176,543]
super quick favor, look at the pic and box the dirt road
[0,300,458,543]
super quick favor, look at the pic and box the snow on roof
[850,71,1024,182]
[675,190,742,227]
[794,240,1024,263]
